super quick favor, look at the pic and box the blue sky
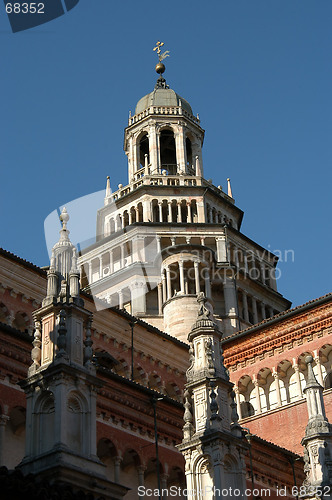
[1,0,331,307]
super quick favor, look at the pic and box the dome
[135,88,193,116]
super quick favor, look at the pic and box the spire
[43,208,81,306]
[178,293,248,497]
[301,355,332,494]
[105,175,111,197]
[303,355,330,436]
[227,177,233,198]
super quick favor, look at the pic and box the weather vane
[153,41,170,62]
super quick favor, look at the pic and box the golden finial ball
[155,62,165,75]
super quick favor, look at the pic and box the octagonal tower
[79,55,291,341]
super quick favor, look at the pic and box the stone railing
[105,175,234,204]
[128,106,201,126]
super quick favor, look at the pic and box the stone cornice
[224,302,332,368]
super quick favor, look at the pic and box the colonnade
[159,260,210,309]
[234,348,331,420]
[81,241,133,286]
[237,289,277,325]
[151,199,198,224]
[206,203,233,226]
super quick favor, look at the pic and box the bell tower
[79,43,291,343]
[124,42,204,183]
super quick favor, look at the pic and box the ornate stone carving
[56,309,68,359]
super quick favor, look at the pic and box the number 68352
[5,3,45,14]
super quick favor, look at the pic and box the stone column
[114,456,122,483]
[143,199,151,222]
[127,135,134,181]
[160,473,169,497]
[156,131,161,173]
[194,261,201,294]
[158,283,163,315]
[216,235,228,263]
[158,202,163,223]
[118,290,124,310]
[179,260,185,293]
[120,245,125,268]
[167,201,172,223]
[166,267,171,300]
[260,262,266,285]
[234,387,242,420]
[273,370,282,407]
[99,256,102,279]
[149,123,158,173]
[269,267,278,291]
[162,271,167,303]
[171,237,176,246]
[144,153,149,175]
[131,281,146,315]
[177,202,182,222]
[293,362,303,399]
[129,209,133,225]
[137,465,146,498]
[195,155,202,176]
[0,413,9,465]
[132,136,138,173]
[204,268,211,299]
[243,251,249,274]
[200,237,205,246]
[135,206,139,223]
[88,261,92,284]
[261,302,266,320]
[175,127,186,173]
[156,236,161,254]
[109,250,114,274]
[187,202,192,223]
[234,246,240,269]
[252,296,258,324]
[253,379,262,414]
[133,236,145,263]
[223,278,237,316]
[268,306,274,318]
[242,290,249,322]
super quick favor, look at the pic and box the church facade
[0,54,331,499]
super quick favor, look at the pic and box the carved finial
[183,389,193,439]
[106,176,111,198]
[59,207,69,230]
[197,292,212,320]
[30,320,42,373]
[227,178,233,198]
[305,355,321,389]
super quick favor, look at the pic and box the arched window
[160,129,177,174]
[139,133,149,169]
